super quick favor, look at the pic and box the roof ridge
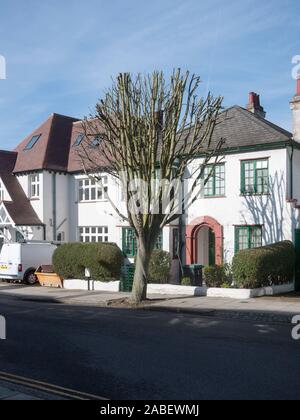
[51,113,80,121]
[42,115,56,170]
[0,149,18,155]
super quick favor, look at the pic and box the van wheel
[24,271,38,285]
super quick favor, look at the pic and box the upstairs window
[203,164,225,197]
[241,159,269,195]
[29,174,40,199]
[78,177,108,202]
[24,134,42,151]
[235,226,262,253]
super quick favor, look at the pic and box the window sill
[203,195,226,199]
[30,198,40,201]
[77,200,108,204]
[240,193,270,197]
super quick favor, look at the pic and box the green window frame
[241,159,269,195]
[235,226,262,253]
[122,228,163,257]
[203,164,225,197]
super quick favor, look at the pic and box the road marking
[0,371,108,400]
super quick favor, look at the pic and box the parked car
[0,242,57,284]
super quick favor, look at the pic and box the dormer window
[24,134,42,151]
[91,135,102,147]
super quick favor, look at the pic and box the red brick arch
[186,216,223,266]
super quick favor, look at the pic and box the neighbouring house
[1,80,300,282]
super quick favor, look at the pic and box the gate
[121,264,135,292]
[295,230,300,291]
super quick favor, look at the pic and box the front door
[196,227,216,267]
[209,229,216,266]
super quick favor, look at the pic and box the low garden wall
[63,279,121,292]
[148,282,295,299]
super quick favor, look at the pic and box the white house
[1,80,300,282]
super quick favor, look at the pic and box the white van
[0,242,57,284]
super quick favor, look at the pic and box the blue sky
[0,0,299,149]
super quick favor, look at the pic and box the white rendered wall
[187,149,295,263]
[16,173,44,224]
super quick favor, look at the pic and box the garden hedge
[53,243,123,282]
[232,241,295,289]
[148,250,171,284]
[203,264,232,288]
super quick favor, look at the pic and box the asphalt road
[0,294,299,400]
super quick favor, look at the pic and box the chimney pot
[247,92,266,118]
[291,79,300,141]
[297,77,300,96]
[249,92,255,104]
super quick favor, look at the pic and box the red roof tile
[14,114,79,173]
[0,151,43,226]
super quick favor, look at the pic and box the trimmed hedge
[232,241,295,289]
[203,264,232,288]
[53,243,123,282]
[148,250,171,284]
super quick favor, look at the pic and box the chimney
[290,77,300,141]
[246,92,266,118]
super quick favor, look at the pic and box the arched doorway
[195,226,216,266]
[186,216,223,266]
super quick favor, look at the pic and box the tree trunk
[131,240,152,304]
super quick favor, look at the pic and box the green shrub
[53,243,123,282]
[148,250,171,284]
[203,265,231,288]
[232,241,295,289]
[181,277,192,286]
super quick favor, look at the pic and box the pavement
[145,294,300,324]
[0,282,299,325]
[0,294,299,400]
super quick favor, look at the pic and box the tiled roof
[202,106,292,151]
[0,151,43,226]
[67,120,110,173]
[11,105,293,175]
[13,113,79,173]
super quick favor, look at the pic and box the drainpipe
[178,175,186,279]
[52,173,57,241]
[289,144,294,200]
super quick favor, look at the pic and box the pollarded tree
[79,70,224,304]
